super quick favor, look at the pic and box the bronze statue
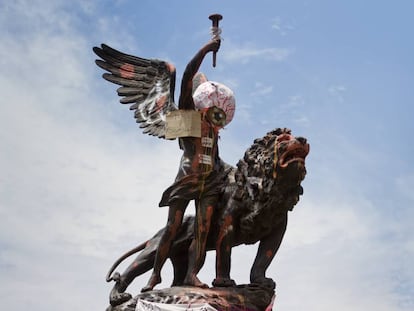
[94,15,310,310]
[104,128,308,306]
[94,16,238,303]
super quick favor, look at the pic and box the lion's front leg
[250,213,287,289]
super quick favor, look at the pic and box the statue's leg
[183,197,216,288]
[141,200,188,292]
[250,214,287,289]
[212,211,236,287]
[170,249,189,286]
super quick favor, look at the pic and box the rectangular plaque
[165,110,201,139]
[199,154,213,165]
[201,137,213,148]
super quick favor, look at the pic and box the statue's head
[193,81,235,128]
[235,128,309,209]
[272,128,309,183]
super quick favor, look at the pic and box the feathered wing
[93,44,178,138]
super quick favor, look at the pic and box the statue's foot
[141,273,161,292]
[212,277,236,287]
[183,275,209,289]
[109,288,132,306]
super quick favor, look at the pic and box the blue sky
[1,1,413,310]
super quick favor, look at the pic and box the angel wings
[93,44,178,139]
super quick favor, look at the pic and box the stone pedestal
[107,285,275,311]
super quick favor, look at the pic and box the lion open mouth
[279,143,309,168]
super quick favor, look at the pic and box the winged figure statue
[94,38,237,295]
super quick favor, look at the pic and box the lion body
[109,128,309,305]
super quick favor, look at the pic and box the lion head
[232,128,310,242]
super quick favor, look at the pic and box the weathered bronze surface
[94,14,310,311]
[94,35,226,294]
[104,128,308,307]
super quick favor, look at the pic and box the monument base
[106,284,275,311]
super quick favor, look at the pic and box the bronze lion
[108,128,309,306]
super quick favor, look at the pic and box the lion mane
[220,127,307,245]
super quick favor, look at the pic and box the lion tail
[106,240,148,282]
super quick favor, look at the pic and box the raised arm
[178,40,220,110]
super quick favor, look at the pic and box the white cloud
[328,84,347,102]
[286,94,305,108]
[271,17,295,36]
[0,3,180,310]
[1,2,413,311]
[268,188,414,311]
[223,41,293,64]
[250,82,274,96]
[395,174,414,202]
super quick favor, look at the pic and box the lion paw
[251,277,275,290]
[212,278,236,287]
[109,290,132,306]
[141,273,161,292]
